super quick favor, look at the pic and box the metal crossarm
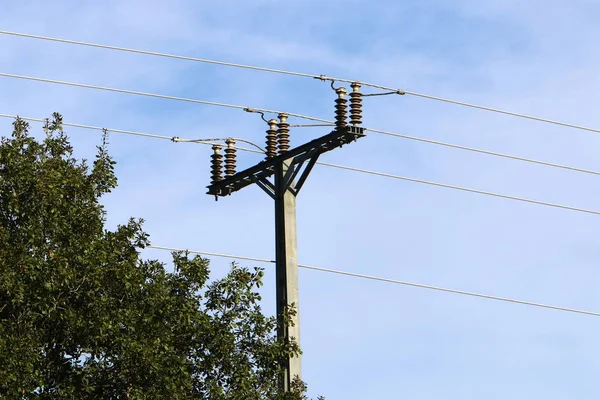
[206,126,365,197]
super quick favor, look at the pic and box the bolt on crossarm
[206,85,365,393]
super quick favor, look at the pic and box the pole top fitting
[336,87,347,98]
[278,113,288,122]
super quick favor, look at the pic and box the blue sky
[2,1,600,398]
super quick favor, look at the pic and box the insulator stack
[224,139,237,177]
[277,113,290,154]
[266,119,278,158]
[210,145,223,185]
[335,87,348,129]
[349,82,362,126]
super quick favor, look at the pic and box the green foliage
[0,115,314,399]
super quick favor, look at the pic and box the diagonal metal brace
[280,148,318,195]
[250,175,276,199]
[293,151,320,194]
[207,126,364,197]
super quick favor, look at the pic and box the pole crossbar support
[206,126,365,197]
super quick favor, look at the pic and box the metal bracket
[294,151,320,194]
[250,149,320,198]
[280,148,319,196]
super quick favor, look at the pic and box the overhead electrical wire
[316,162,600,216]
[146,245,600,318]
[2,72,600,178]
[388,89,600,135]
[3,29,600,135]
[367,128,600,177]
[177,137,266,153]
[0,113,262,153]
[0,112,175,140]
[0,30,319,79]
[2,113,599,217]
[0,72,331,124]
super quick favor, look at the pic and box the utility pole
[206,82,365,393]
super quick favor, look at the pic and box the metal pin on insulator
[277,113,290,154]
[224,139,237,177]
[210,144,223,187]
[349,82,362,126]
[266,119,278,158]
[335,87,348,129]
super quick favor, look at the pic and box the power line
[3,29,600,135]
[396,89,600,135]
[318,161,600,216]
[2,112,599,216]
[0,113,263,153]
[0,30,318,79]
[367,128,600,177]
[146,245,600,318]
[0,112,174,140]
[2,70,599,178]
[177,137,266,153]
[0,72,331,124]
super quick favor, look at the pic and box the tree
[0,114,315,399]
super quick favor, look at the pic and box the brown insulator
[266,119,278,158]
[224,139,237,177]
[277,113,290,154]
[349,82,362,126]
[335,87,348,129]
[210,145,223,185]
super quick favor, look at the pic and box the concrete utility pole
[206,83,365,393]
[274,155,301,385]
